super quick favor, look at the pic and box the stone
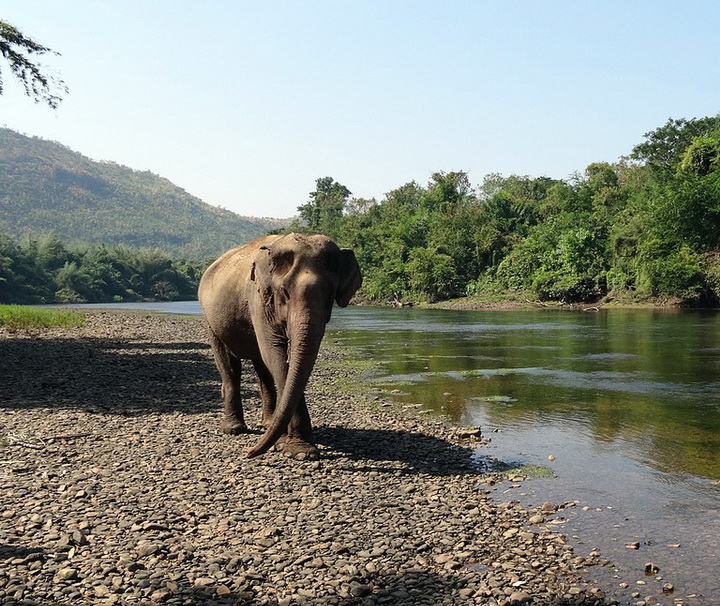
[55,568,79,581]
[350,584,372,597]
[528,514,544,525]
[509,590,531,604]
[136,541,160,557]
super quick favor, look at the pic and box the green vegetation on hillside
[0,128,286,259]
[288,114,720,307]
[0,304,84,329]
[0,234,203,304]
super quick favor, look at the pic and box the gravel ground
[0,311,621,606]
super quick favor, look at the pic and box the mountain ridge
[0,127,289,259]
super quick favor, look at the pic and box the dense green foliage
[0,234,203,304]
[0,128,286,259]
[0,304,84,329]
[293,115,720,306]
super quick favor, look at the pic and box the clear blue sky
[2,1,719,219]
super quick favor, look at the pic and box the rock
[71,528,89,545]
[509,590,531,604]
[150,589,171,603]
[528,514,544,525]
[55,568,78,581]
[350,583,372,597]
[458,427,482,439]
[136,541,161,557]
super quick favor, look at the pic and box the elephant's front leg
[210,334,249,434]
[252,358,277,427]
[275,394,319,460]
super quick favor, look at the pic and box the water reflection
[328,307,720,480]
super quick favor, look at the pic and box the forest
[0,235,203,304]
[1,114,719,306]
[294,114,720,306]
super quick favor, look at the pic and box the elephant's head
[246,233,362,458]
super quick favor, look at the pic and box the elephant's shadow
[315,425,481,477]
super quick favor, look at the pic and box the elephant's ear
[250,244,270,282]
[335,249,362,307]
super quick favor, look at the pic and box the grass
[0,304,85,330]
[486,460,557,479]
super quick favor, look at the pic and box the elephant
[198,233,362,460]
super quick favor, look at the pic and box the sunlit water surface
[65,302,720,604]
[325,306,720,606]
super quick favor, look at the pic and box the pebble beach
[0,311,620,605]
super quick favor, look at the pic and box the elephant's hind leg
[209,332,249,434]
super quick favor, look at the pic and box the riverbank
[1,312,619,605]
[423,294,698,312]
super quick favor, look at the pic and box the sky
[2,1,719,219]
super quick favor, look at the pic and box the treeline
[0,234,204,304]
[292,115,720,306]
[3,114,719,307]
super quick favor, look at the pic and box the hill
[0,128,287,259]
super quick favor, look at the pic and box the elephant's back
[198,234,282,312]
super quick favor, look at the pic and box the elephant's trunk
[246,314,324,459]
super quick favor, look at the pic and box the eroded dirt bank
[0,312,620,605]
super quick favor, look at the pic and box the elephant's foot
[220,418,250,435]
[274,436,320,461]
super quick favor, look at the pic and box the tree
[297,177,351,236]
[0,20,66,108]
[631,116,720,171]
[679,136,720,176]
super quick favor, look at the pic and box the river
[61,302,720,604]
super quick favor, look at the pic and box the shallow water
[326,306,720,605]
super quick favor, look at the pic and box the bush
[406,247,459,302]
[638,245,705,301]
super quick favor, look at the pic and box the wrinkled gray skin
[198,233,362,459]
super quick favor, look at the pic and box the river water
[325,306,720,606]
[63,302,720,604]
